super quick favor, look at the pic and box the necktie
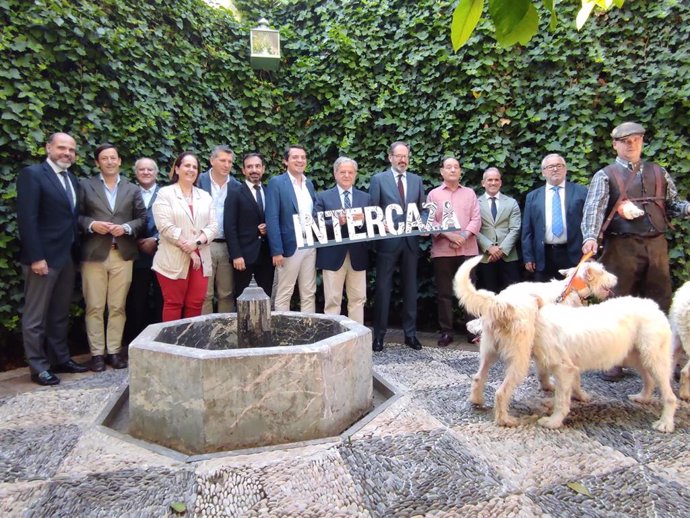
[490,196,497,221]
[254,185,264,219]
[397,174,405,204]
[343,190,351,209]
[551,186,564,237]
[59,170,75,210]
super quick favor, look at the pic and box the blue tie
[343,190,351,209]
[551,186,563,237]
[490,196,497,221]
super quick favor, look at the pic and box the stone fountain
[127,280,373,455]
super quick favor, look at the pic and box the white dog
[533,296,677,432]
[670,280,690,400]
[453,255,617,426]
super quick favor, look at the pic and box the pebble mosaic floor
[1,342,689,517]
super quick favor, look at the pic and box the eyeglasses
[542,163,566,171]
[391,154,410,160]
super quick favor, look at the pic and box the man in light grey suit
[369,141,426,352]
[476,167,522,293]
[79,144,146,372]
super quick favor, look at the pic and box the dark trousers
[534,244,574,282]
[234,255,275,300]
[21,259,75,373]
[373,246,418,339]
[124,267,162,345]
[601,234,672,312]
[433,255,470,334]
[476,259,522,293]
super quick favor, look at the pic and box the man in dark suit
[522,153,588,281]
[369,141,426,351]
[476,167,522,293]
[79,144,146,371]
[224,153,274,297]
[315,157,371,324]
[16,132,89,385]
[197,145,241,314]
[123,158,162,346]
[265,145,318,312]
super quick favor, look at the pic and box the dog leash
[556,251,595,303]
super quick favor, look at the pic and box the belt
[544,243,567,249]
[213,238,226,243]
[111,242,119,249]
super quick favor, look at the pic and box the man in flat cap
[581,121,690,380]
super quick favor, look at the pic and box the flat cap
[611,121,645,139]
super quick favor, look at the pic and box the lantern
[250,18,280,71]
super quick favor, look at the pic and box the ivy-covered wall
[1,0,689,354]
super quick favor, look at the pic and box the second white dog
[533,296,677,432]
[670,280,690,400]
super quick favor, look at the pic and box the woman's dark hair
[169,152,201,185]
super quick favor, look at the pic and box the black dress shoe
[437,333,453,347]
[109,353,128,369]
[372,338,384,352]
[53,359,89,373]
[31,370,60,386]
[405,335,423,350]
[91,355,106,372]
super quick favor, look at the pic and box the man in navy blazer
[224,153,274,297]
[124,158,162,346]
[315,157,371,324]
[197,145,241,314]
[16,132,88,385]
[369,141,426,351]
[521,153,588,281]
[265,145,318,312]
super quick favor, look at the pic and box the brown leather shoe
[600,366,624,382]
[109,353,128,369]
[90,355,106,372]
[437,333,453,347]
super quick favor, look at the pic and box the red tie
[397,174,405,204]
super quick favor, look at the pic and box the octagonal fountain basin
[128,312,373,455]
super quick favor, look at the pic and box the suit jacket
[314,186,371,271]
[224,181,270,265]
[133,183,160,270]
[477,193,521,263]
[265,172,317,258]
[521,181,588,271]
[152,184,218,278]
[368,169,426,253]
[78,175,146,262]
[17,161,79,269]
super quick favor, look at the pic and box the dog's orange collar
[556,252,595,303]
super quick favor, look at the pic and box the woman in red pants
[152,152,218,321]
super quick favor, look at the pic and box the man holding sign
[426,157,481,347]
[369,141,426,352]
[315,157,371,324]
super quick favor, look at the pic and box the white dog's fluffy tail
[453,255,510,318]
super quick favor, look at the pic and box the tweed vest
[604,161,667,237]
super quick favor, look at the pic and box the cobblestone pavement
[1,338,689,517]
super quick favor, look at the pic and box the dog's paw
[537,416,563,429]
[495,415,519,427]
[652,419,675,433]
[628,393,652,404]
[539,380,555,392]
[468,395,485,407]
[573,390,592,403]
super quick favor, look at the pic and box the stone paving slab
[0,341,688,517]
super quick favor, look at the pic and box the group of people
[16,123,690,386]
